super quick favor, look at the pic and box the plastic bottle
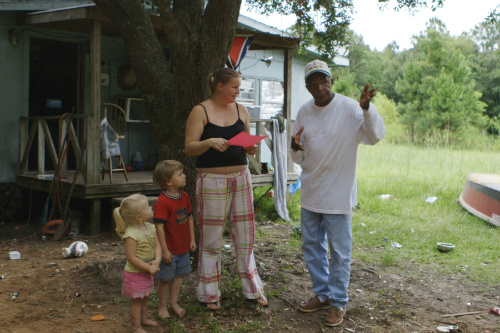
[132,151,143,171]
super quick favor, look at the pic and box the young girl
[114,194,162,333]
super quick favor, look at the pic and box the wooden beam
[89,198,101,235]
[20,119,39,174]
[86,19,102,185]
[283,48,294,174]
[40,120,59,170]
[24,6,107,25]
[87,19,102,234]
[37,120,45,174]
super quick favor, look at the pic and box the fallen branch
[441,311,481,317]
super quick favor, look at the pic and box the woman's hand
[244,144,258,156]
[210,138,230,152]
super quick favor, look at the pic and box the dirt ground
[1,222,500,333]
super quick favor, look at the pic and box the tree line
[331,17,500,149]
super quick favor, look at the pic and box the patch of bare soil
[1,222,499,333]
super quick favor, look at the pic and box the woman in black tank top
[185,68,268,310]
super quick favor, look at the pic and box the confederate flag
[227,36,254,70]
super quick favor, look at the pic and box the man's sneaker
[298,296,331,313]
[324,306,346,327]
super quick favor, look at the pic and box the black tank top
[195,103,248,168]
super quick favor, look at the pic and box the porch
[14,4,300,234]
[16,114,299,234]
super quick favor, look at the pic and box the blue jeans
[301,208,352,308]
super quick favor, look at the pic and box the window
[260,80,284,119]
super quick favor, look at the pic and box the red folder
[228,131,268,146]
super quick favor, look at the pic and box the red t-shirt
[153,190,192,255]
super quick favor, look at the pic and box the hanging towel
[100,117,121,161]
[272,117,290,221]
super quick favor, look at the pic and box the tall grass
[354,141,500,285]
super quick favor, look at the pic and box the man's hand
[291,126,305,151]
[360,83,376,110]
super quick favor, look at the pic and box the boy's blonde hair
[113,194,149,237]
[153,160,184,190]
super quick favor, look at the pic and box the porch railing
[19,116,291,185]
[19,114,89,183]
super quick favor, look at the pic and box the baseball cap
[304,60,331,79]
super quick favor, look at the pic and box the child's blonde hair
[153,160,183,190]
[113,194,149,237]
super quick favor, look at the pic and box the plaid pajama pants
[195,168,264,303]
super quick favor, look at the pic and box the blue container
[132,151,143,171]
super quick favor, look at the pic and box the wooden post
[89,199,101,235]
[37,120,45,174]
[283,48,293,199]
[87,19,102,234]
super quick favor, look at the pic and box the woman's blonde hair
[113,194,149,237]
[208,68,241,96]
[153,160,183,190]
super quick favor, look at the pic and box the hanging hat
[117,64,137,91]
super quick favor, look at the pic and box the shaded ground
[1,222,499,333]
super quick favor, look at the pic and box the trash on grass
[90,314,106,321]
[223,244,231,250]
[378,194,393,200]
[426,196,438,203]
[62,241,89,258]
[391,241,402,248]
[436,326,459,333]
[491,305,500,315]
[292,227,302,235]
[8,251,20,260]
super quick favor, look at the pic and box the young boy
[153,160,196,318]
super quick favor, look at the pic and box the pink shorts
[122,270,154,299]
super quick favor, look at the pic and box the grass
[354,142,500,285]
[254,142,500,286]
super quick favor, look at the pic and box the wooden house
[0,1,348,233]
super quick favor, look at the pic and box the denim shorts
[157,251,191,281]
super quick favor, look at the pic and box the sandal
[256,294,268,307]
[206,301,221,310]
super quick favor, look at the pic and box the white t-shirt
[290,93,385,214]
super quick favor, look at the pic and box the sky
[240,0,499,51]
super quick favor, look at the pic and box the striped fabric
[195,169,264,303]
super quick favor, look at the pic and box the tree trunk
[93,1,242,263]
[93,0,242,195]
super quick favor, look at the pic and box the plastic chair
[100,103,129,183]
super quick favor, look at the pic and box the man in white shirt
[291,60,385,327]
